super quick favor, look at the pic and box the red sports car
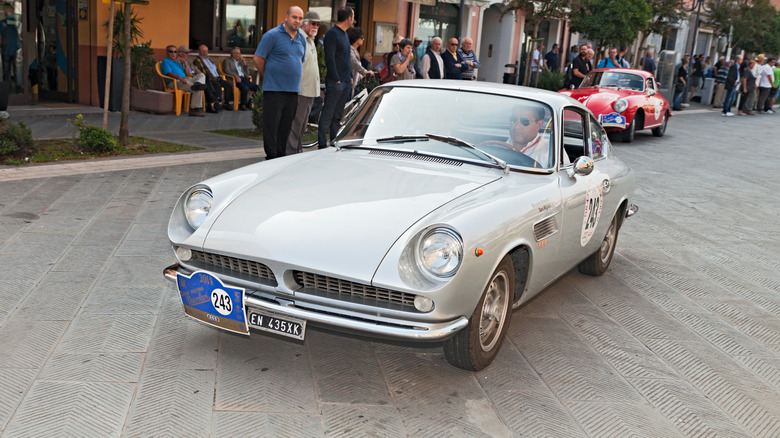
[559,68,672,143]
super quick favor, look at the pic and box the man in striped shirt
[457,37,480,80]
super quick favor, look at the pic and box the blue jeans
[722,87,736,114]
[318,81,352,149]
[673,90,683,109]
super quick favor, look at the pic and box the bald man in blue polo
[254,6,306,160]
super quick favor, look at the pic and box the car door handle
[601,178,612,193]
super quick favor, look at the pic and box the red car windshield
[581,71,645,92]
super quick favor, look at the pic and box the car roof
[379,79,584,110]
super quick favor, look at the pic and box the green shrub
[537,70,566,91]
[250,90,264,135]
[0,120,33,156]
[80,126,118,153]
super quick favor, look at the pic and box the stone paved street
[1,106,779,437]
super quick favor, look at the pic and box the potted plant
[129,41,173,113]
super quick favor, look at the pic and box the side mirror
[568,156,594,178]
[647,89,656,96]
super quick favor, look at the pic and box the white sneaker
[724,112,735,117]
[768,109,775,114]
[681,103,690,108]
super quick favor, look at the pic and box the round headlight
[613,98,628,113]
[417,228,463,278]
[184,189,213,229]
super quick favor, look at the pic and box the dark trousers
[318,80,351,148]
[236,79,259,105]
[205,76,233,107]
[262,91,298,160]
[758,87,772,111]
[3,55,16,81]
[722,87,736,114]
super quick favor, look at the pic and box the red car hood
[560,87,637,115]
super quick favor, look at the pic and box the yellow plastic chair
[155,61,191,116]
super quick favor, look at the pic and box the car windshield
[581,71,645,91]
[337,86,556,169]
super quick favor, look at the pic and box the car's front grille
[293,271,417,310]
[190,250,277,286]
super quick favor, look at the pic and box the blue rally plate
[176,270,249,335]
[599,112,627,128]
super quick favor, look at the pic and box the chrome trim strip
[163,264,468,341]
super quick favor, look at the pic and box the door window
[588,115,608,160]
[561,108,587,166]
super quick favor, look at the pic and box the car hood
[561,87,636,113]
[202,150,501,281]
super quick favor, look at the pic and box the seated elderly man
[160,44,206,116]
[193,44,235,111]
[222,47,259,111]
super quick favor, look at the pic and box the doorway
[36,0,77,102]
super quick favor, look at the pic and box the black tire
[578,213,619,276]
[443,255,514,371]
[621,113,639,143]
[652,113,668,137]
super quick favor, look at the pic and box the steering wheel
[477,140,543,168]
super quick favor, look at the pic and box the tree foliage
[643,0,687,37]
[569,0,653,49]
[504,0,573,39]
[708,0,780,54]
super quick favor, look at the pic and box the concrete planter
[130,88,174,114]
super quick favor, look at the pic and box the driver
[507,105,557,167]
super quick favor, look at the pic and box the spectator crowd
[158,5,779,159]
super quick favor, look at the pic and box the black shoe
[223,104,233,111]
[206,105,218,114]
[191,83,206,91]
[189,109,205,117]
[239,104,248,111]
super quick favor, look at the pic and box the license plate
[176,270,249,335]
[248,310,306,341]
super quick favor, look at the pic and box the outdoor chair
[155,61,191,116]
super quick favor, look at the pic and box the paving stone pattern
[1,109,779,437]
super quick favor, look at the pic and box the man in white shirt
[506,105,555,167]
[531,43,546,87]
[757,55,775,113]
[421,37,445,79]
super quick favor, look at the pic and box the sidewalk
[1,104,265,181]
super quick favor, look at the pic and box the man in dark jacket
[722,56,742,116]
[318,7,354,149]
[442,38,468,79]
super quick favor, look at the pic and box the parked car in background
[559,68,672,143]
[164,81,638,371]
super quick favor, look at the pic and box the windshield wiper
[424,133,508,172]
[376,135,430,143]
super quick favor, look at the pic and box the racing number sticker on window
[581,178,603,246]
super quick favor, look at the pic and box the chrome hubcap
[479,271,509,352]
[599,219,616,264]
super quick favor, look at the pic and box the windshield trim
[338,143,510,171]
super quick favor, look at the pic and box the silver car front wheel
[444,255,514,371]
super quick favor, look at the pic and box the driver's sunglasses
[509,116,531,126]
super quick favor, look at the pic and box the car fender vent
[368,150,463,166]
[533,216,559,241]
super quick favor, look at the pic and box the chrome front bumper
[163,263,468,341]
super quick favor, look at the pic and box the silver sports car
[163,81,638,371]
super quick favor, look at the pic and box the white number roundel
[581,178,603,246]
[211,289,233,316]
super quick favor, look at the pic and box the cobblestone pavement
[1,107,779,437]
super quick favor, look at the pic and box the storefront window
[226,0,258,48]
[418,3,458,45]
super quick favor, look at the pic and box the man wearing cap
[287,10,321,155]
[254,6,306,160]
[177,46,221,114]
[318,7,354,149]
[160,44,206,116]
[413,37,424,78]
